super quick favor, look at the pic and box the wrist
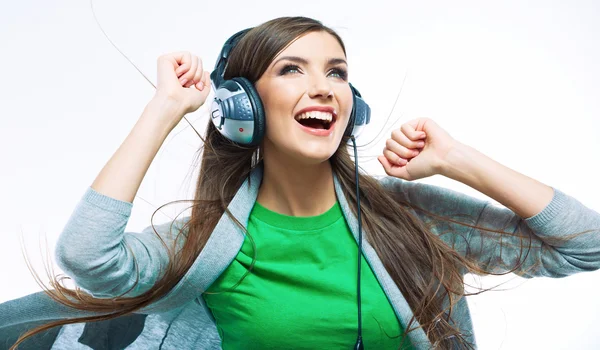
[144,96,185,131]
[149,94,184,114]
[437,141,478,184]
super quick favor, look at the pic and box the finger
[401,122,427,141]
[378,155,394,175]
[172,51,192,77]
[385,138,419,159]
[190,57,203,88]
[383,148,407,166]
[175,62,186,78]
[196,70,210,91]
[172,52,193,82]
[378,156,410,180]
[183,55,198,87]
[390,129,426,150]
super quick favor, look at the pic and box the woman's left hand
[378,117,459,181]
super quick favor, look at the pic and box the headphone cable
[350,136,364,350]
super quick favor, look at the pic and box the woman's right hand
[152,51,212,123]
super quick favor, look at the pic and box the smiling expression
[254,30,353,165]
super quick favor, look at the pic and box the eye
[329,67,348,81]
[279,64,301,75]
[278,64,348,81]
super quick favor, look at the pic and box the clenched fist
[153,51,212,121]
[378,118,459,181]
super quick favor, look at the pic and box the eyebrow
[272,55,348,67]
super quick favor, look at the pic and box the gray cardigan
[2,165,599,349]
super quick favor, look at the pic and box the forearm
[439,142,554,219]
[91,98,182,203]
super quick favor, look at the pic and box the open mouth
[294,111,336,130]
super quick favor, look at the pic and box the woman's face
[255,31,353,165]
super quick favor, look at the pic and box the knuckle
[399,123,410,134]
[391,129,402,139]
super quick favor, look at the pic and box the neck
[257,153,337,217]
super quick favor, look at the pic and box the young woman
[2,16,599,350]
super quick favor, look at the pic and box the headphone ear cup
[232,77,265,145]
[346,84,371,138]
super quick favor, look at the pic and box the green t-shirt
[202,200,413,349]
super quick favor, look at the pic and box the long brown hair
[11,16,590,350]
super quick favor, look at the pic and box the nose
[307,74,334,100]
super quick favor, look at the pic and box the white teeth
[296,111,333,122]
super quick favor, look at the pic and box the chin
[264,139,337,167]
[293,139,341,164]
[298,150,336,165]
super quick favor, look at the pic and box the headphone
[209,28,371,146]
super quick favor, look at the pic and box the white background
[1,0,599,349]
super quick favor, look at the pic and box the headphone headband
[211,28,251,88]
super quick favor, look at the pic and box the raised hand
[378,117,459,181]
[153,51,212,123]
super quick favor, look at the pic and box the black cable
[350,136,364,350]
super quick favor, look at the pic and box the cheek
[262,100,291,140]
[260,85,299,119]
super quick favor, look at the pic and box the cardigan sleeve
[54,187,189,298]
[378,176,600,278]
